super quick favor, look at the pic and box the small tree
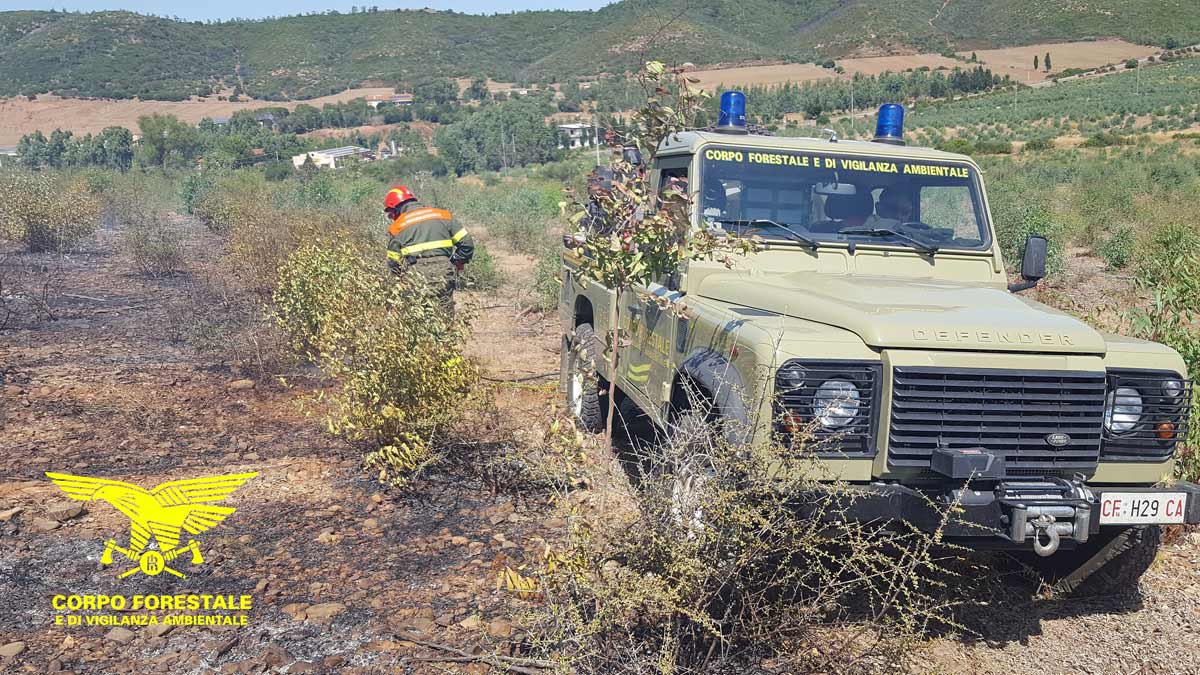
[1045,52,1052,71]
[1034,54,1039,71]
[568,62,754,449]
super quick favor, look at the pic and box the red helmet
[384,185,416,210]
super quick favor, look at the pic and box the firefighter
[383,185,474,311]
[581,166,615,235]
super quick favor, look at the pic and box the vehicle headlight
[1104,386,1143,433]
[776,364,807,392]
[812,379,860,428]
[1162,378,1184,401]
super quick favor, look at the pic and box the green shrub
[1097,225,1135,270]
[530,246,561,312]
[935,138,975,154]
[974,139,1013,154]
[274,241,480,487]
[120,209,186,277]
[181,171,220,215]
[191,171,270,232]
[987,184,1066,275]
[458,240,505,290]
[263,161,294,182]
[1128,220,1200,480]
[1022,137,1055,152]
[0,170,100,252]
[1081,132,1134,148]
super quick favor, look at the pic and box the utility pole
[849,78,855,138]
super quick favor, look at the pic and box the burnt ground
[1,226,1198,674]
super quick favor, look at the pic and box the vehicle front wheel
[663,412,717,536]
[565,323,605,433]
[1013,525,1162,597]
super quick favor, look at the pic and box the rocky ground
[1,227,1198,674]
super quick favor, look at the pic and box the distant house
[212,117,231,126]
[367,93,414,110]
[0,146,17,168]
[557,123,594,149]
[255,113,276,129]
[291,146,373,169]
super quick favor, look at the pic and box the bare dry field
[959,39,1157,83]
[0,88,395,146]
[684,40,1152,92]
[685,62,836,90]
[840,52,963,76]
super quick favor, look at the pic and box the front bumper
[814,479,1200,552]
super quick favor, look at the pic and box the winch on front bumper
[819,476,1200,556]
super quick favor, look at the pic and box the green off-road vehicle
[559,99,1199,593]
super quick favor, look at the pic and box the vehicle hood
[696,272,1106,354]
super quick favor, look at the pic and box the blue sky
[0,1,612,20]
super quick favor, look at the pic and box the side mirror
[1008,234,1048,293]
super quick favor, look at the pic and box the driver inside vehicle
[863,186,913,228]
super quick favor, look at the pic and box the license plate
[1099,492,1187,525]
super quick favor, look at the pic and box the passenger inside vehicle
[864,186,914,228]
[812,191,873,232]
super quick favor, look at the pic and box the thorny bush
[274,242,481,488]
[525,410,961,674]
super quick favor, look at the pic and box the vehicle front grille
[888,367,1107,474]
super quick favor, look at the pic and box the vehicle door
[619,155,691,420]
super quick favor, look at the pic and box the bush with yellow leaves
[0,169,101,252]
[275,241,480,488]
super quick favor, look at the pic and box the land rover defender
[559,97,1200,592]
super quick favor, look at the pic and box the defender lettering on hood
[912,329,1076,347]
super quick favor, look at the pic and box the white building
[557,123,594,149]
[291,146,373,169]
[367,93,414,110]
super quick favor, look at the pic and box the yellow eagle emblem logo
[45,472,258,579]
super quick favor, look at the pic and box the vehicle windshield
[699,146,989,251]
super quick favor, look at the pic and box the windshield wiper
[715,219,820,250]
[839,226,939,255]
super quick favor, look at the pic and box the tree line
[721,66,1011,122]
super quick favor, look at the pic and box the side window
[658,166,688,197]
[920,186,981,241]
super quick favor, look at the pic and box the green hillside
[1,1,1198,101]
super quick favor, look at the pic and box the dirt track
[1,222,1198,673]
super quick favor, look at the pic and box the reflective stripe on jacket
[386,205,475,265]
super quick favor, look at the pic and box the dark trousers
[404,256,456,316]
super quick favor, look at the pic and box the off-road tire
[566,323,605,433]
[663,411,717,535]
[1014,525,1162,597]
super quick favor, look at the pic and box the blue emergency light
[716,90,748,133]
[873,103,905,145]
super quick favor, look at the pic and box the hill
[1,1,1199,101]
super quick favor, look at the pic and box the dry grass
[958,39,1157,83]
[682,41,1153,92]
[0,87,395,145]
